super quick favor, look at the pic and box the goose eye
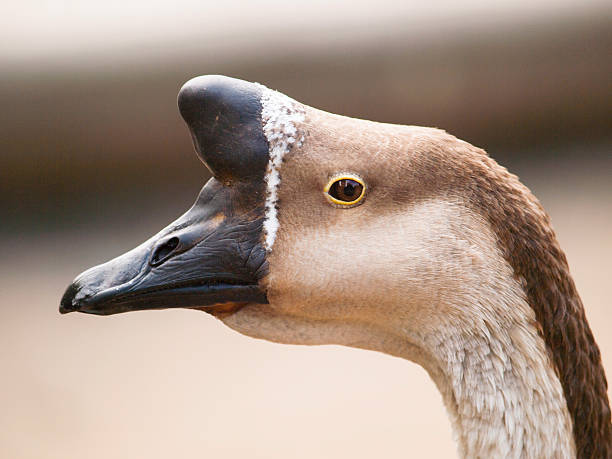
[325,176,366,206]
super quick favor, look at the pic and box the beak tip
[59,282,80,314]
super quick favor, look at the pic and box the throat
[428,320,575,458]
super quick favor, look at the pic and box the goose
[60,75,611,458]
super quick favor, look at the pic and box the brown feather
[435,135,612,458]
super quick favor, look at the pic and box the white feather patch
[257,84,305,251]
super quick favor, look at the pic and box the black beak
[60,75,273,316]
[60,179,268,315]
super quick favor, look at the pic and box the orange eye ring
[324,174,366,207]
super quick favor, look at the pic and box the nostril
[151,237,179,266]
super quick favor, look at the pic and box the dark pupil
[331,179,362,202]
[343,182,356,196]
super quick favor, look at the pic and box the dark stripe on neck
[464,152,612,458]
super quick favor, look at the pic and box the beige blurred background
[1,1,611,458]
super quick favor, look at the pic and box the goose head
[60,75,610,458]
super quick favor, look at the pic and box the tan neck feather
[224,198,576,457]
[420,296,575,458]
[447,144,612,457]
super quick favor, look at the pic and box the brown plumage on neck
[450,140,612,458]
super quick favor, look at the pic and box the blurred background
[1,1,611,458]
